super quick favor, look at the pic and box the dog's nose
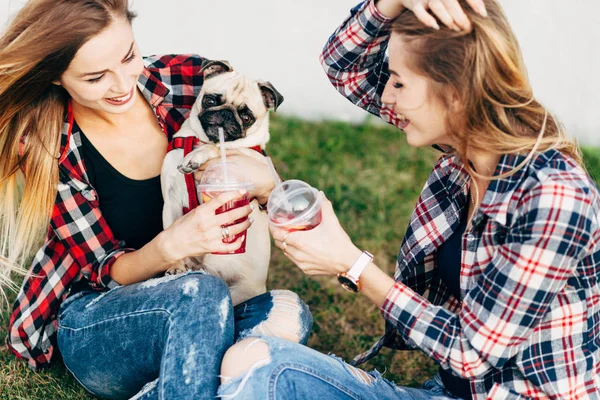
[200,109,244,141]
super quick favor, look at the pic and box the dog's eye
[203,96,216,107]
[240,113,252,125]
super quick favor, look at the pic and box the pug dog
[160,60,283,306]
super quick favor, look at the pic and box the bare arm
[110,190,253,285]
[109,232,174,284]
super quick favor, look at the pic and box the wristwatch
[337,250,373,293]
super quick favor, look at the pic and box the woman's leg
[233,289,313,345]
[57,272,234,400]
[126,288,313,399]
[217,337,459,400]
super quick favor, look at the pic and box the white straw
[218,127,229,182]
[265,157,282,185]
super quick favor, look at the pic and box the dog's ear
[200,60,233,80]
[258,82,284,112]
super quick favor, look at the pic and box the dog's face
[197,60,283,144]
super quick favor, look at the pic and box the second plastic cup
[197,162,254,254]
[267,179,322,232]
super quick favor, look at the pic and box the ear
[258,81,284,112]
[52,80,62,86]
[449,90,461,112]
[200,60,233,80]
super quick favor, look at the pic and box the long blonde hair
[0,0,135,297]
[392,0,581,198]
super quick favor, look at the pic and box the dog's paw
[177,160,200,174]
[165,265,188,275]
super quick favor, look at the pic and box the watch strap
[346,250,373,281]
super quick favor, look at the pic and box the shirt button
[81,190,96,201]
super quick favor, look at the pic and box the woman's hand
[159,190,253,264]
[198,150,277,205]
[376,0,488,31]
[270,192,362,277]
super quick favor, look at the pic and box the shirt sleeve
[7,181,134,370]
[381,179,595,379]
[319,0,403,128]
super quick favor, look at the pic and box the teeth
[107,90,132,102]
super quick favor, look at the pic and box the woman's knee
[220,338,271,386]
[140,273,233,331]
[241,290,313,344]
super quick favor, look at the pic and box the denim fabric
[217,337,463,400]
[57,272,312,399]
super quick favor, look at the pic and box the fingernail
[249,217,254,224]
[239,189,247,195]
[479,5,488,17]
[453,26,461,32]
[432,22,440,30]
[250,203,255,211]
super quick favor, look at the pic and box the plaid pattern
[321,2,600,399]
[7,54,207,371]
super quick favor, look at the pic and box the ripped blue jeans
[217,337,463,400]
[57,272,312,400]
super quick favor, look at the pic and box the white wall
[1,0,598,145]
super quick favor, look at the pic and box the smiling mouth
[398,113,410,129]
[104,88,134,105]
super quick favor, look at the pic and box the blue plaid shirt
[321,2,600,399]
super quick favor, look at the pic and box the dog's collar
[167,137,264,155]
[167,137,202,152]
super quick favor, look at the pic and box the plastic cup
[267,179,323,232]
[197,162,254,254]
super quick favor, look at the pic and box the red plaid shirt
[321,2,600,399]
[7,54,207,371]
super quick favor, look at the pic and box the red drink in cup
[197,162,254,255]
[267,180,323,232]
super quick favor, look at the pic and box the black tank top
[435,200,472,400]
[78,122,164,251]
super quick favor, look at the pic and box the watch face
[337,275,358,292]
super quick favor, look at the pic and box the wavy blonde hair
[392,0,582,200]
[0,0,135,301]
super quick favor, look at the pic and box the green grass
[1,115,599,399]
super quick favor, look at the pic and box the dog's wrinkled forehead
[201,72,267,116]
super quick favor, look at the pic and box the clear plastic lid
[196,162,254,197]
[267,179,322,227]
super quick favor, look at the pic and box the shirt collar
[443,152,529,226]
[477,152,530,225]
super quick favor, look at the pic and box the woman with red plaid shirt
[0,0,312,399]
[217,0,600,399]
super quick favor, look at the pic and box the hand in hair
[376,0,487,31]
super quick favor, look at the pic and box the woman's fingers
[217,234,246,253]
[441,0,472,31]
[206,190,248,212]
[428,0,460,31]
[220,219,252,241]
[214,203,253,227]
[412,4,440,30]
[412,0,486,32]
[465,0,487,17]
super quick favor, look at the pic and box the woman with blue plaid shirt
[217,0,600,399]
[1,0,313,399]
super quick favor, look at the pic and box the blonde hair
[392,0,582,203]
[0,0,135,301]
